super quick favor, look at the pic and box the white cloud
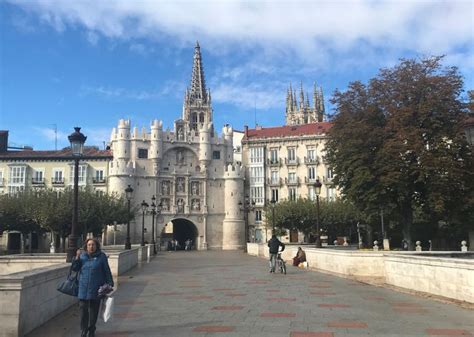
[7,0,472,62]
[80,85,162,100]
[212,83,284,110]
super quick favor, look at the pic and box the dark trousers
[80,299,101,334]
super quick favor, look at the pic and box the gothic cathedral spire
[183,42,213,131]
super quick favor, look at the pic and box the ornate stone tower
[222,164,245,250]
[182,42,213,132]
[285,82,325,125]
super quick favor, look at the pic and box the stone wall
[0,264,77,337]
[0,254,66,275]
[247,243,474,303]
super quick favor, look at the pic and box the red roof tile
[0,147,112,160]
[243,122,332,141]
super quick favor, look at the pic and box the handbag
[57,265,79,297]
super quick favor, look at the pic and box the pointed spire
[305,92,310,109]
[189,41,207,103]
[299,81,304,110]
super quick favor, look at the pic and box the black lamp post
[66,127,86,262]
[124,185,133,249]
[140,200,149,246]
[150,196,161,255]
[270,198,276,234]
[239,195,256,245]
[314,179,322,248]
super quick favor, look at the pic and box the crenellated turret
[222,164,245,250]
[222,124,234,164]
[149,119,163,161]
[114,119,131,160]
[199,122,212,165]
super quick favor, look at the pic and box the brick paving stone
[290,333,334,337]
[212,305,245,311]
[318,304,351,308]
[426,329,473,336]
[327,321,368,328]
[192,325,235,332]
[25,251,474,337]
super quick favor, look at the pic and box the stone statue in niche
[176,177,185,193]
[177,150,185,165]
[191,182,199,195]
[177,199,185,213]
[191,199,200,211]
[161,181,170,195]
[177,127,184,141]
[161,199,170,211]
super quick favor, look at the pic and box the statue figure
[177,178,185,193]
[191,182,199,195]
[177,199,185,213]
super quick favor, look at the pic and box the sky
[0,0,473,150]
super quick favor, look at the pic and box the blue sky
[1,0,473,150]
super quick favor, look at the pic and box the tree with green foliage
[326,56,474,249]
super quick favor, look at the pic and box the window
[9,166,26,184]
[250,147,264,164]
[250,186,264,204]
[271,171,279,184]
[53,169,64,183]
[308,167,316,180]
[33,170,44,183]
[69,165,87,184]
[213,151,221,160]
[307,148,316,161]
[287,147,296,161]
[8,185,24,195]
[138,148,148,159]
[255,210,262,222]
[327,187,336,201]
[94,169,105,182]
[270,148,278,163]
[288,172,296,183]
[289,188,297,201]
[250,167,264,184]
[271,189,279,202]
[327,168,333,179]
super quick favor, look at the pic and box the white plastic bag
[100,296,114,323]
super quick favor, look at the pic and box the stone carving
[177,127,184,141]
[161,181,170,195]
[161,198,170,211]
[191,198,201,211]
[191,181,200,195]
[177,150,185,165]
[176,177,185,193]
[177,198,185,213]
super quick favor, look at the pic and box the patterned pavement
[27,251,474,337]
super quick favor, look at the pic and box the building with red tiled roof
[241,121,338,244]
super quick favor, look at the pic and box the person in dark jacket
[72,238,114,337]
[267,235,285,273]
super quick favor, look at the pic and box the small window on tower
[138,148,148,159]
[213,151,220,160]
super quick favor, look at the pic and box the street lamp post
[150,196,162,255]
[239,195,256,245]
[66,127,86,262]
[314,179,322,248]
[140,200,149,246]
[124,185,133,249]
[270,198,276,234]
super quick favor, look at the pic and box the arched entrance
[161,218,198,250]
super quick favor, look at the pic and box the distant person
[402,239,408,251]
[185,239,192,251]
[267,234,285,273]
[72,238,113,337]
[293,247,306,266]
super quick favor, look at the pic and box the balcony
[93,178,107,185]
[304,176,319,184]
[267,158,281,167]
[0,178,3,186]
[285,177,300,186]
[285,157,299,166]
[267,177,282,187]
[51,179,65,186]
[304,157,319,165]
[323,176,334,185]
[31,179,45,186]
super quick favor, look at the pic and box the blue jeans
[269,253,277,272]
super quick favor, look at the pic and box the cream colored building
[0,133,112,252]
[106,43,245,250]
[242,85,337,243]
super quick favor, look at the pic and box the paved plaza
[28,251,473,337]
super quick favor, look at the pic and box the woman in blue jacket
[72,238,114,337]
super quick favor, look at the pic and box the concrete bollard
[461,240,468,252]
[373,240,379,251]
[416,241,422,251]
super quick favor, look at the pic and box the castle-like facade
[107,43,244,250]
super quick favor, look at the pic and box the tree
[326,56,474,249]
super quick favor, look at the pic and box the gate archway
[161,218,198,250]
